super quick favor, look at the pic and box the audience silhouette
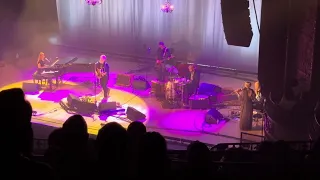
[0,88,54,179]
[1,88,320,179]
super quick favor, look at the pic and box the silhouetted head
[48,128,64,148]
[127,121,146,139]
[96,122,128,159]
[63,115,88,134]
[187,141,211,168]
[0,88,33,156]
[62,114,88,148]
[140,132,167,162]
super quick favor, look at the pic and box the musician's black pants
[100,77,109,98]
[187,83,197,96]
[183,83,198,104]
[156,64,166,82]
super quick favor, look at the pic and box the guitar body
[155,59,164,70]
[96,68,106,79]
[155,56,174,69]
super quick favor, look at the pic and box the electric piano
[38,57,78,91]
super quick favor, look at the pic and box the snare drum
[165,64,178,75]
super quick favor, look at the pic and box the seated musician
[95,55,110,98]
[37,52,47,74]
[253,81,264,110]
[156,42,173,82]
[187,65,200,96]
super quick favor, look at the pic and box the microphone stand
[94,62,97,104]
[92,62,98,122]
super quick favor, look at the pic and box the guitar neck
[158,56,173,62]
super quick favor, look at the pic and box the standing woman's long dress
[239,88,255,130]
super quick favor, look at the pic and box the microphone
[45,58,50,62]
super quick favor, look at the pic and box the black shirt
[38,60,45,67]
[96,62,110,79]
[37,60,45,74]
[157,47,173,65]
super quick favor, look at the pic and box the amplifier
[67,94,97,115]
[189,95,210,109]
[116,73,133,87]
[133,76,150,90]
[151,80,165,98]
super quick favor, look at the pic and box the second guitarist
[156,41,173,82]
[95,55,110,98]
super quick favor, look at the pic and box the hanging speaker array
[221,0,253,47]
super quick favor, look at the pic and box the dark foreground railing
[240,132,265,143]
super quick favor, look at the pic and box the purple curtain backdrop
[56,0,261,73]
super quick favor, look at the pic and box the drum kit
[165,77,188,103]
[151,63,190,105]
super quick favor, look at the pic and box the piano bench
[32,74,46,85]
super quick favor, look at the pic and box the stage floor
[0,54,262,145]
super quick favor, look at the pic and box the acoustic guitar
[96,68,106,79]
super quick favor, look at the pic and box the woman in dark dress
[37,52,46,74]
[236,82,255,131]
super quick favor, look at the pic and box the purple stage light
[86,0,102,6]
[161,1,174,13]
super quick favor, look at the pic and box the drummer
[186,64,200,96]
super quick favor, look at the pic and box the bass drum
[177,63,189,77]
[165,81,176,100]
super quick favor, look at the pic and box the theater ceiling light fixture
[86,0,102,6]
[161,0,174,13]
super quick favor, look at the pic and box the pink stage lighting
[161,1,174,13]
[86,0,102,6]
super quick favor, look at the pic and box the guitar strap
[162,47,167,59]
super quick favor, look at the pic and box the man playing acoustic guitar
[95,55,110,98]
[156,41,174,82]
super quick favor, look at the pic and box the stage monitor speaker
[126,106,146,121]
[67,94,97,114]
[67,94,81,108]
[116,73,133,87]
[205,108,224,124]
[98,101,117,113]
[221,0,253,47]
[22,83,40,94]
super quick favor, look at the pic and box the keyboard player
[37,52,50,74]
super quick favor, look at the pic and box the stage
[0,53,263,145]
